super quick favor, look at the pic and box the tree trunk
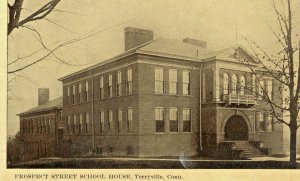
[290,123,297,168]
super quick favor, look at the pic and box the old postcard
[2,0,300,180]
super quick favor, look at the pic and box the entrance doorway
[224,115,248,140]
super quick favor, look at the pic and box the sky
[7,0,300,137]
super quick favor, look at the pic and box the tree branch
[8,0,61,35]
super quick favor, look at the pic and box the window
[231,74,237,94]
[72,85,76,104]
[183,71,190,95]
[183,108,191,132]
[127,108,132,133]
[30,119,33,134]
[108,147,113,154]
[266,79,273,100]
[127,69,132,94]
[85,113,89,133]
[67,115,71,133]
[155,107,164,133]
[267,112,274,131]
[99,76,104,99]
[118,109,122,133]
[47,117,50,133]
[78,83,82,103]
[169,69,178,94]
[99,112,104,133]
[60,111,63,122]
[155,68,164,94]
[67,86,70,104]
[257,112,265,131]
[117,71,122,96]
[223,73,229,95]
[79,114,83,133]
[252,74,256,95]
[43,118,46,133]
[73,114,76,133]
[108,74,113,98]
[96,146,102,155]
[239,75,245,95]
[85,81,89,102]
[258,80,264,100]
[108,110,113,133]
[169,108,178,132]
[38,119,41,133]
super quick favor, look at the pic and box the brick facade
[18,98,62,161]
[19,27,284,160]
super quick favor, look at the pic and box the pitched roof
[18,97,62,116]
[137,38,212,59]
[58,38,260,81]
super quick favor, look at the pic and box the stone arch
[220,110,253,133]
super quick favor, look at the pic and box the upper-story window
[85,81,89,102]
[127,108,133,133]
[155,107,164,133]
[37,119,41,133]
[78,83,82,103]
[223,73,229,95]
[252,74,256,96]
[231,74,237,94]
[67,86,70,104]
[72,85,76,104]
[266,79,273,100]
[47,117,50,133]
[155,67,164,94]
[108,74,113,98]
[239,75,245,95]
[258,79,264,100]
[182,71,190,95]
[99,111,104,133]
[99,76,104,99]
[127,69,132,94]
[169,107,178,132]
[118,109,122,133]
[169,69,178,94]
[117,71,122,96]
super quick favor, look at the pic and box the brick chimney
[125,27,154,51]
[183,38,207,48]
[38,88,49,105]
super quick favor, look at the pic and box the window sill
[118,133,134,135]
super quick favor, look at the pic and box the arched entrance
[224,115,248,140]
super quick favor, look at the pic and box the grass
[8,157,300,169]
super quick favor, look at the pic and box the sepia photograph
[3,0,300,177]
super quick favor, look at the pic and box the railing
[223,94,256,105]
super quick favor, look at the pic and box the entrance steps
[218,141,267,158]
[233,141,266,157]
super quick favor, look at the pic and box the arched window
[223,73,229,95]
[240,75,245,95]
[231,74,237,94]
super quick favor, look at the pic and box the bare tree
[239,0,299,167]
[8,0,61,35]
